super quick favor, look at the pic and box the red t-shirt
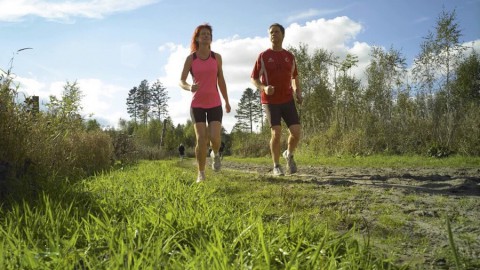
[251,48,298,104]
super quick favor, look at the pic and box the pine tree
[234,88,262,133]
[126,86,138,124]
[136,80,150,126]
[150,79,169,122]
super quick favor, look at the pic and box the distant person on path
[178,143,185,160]
[219,141,225,160]
[251,23,303,176]
[180,23,231,183]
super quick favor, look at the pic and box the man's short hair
[269,23,285,35]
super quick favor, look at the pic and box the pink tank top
[190,51,222,108]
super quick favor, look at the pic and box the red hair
[190,23,212,53]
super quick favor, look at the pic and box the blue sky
[1,0,479,132]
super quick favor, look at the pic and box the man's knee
[289,124,301,139]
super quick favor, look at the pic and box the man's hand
[264,85,275,95]
[296,91,303,105]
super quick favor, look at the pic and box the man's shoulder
[282,49,295,58]
[258,49,272,57]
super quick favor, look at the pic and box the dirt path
[221,160,480,268]
[222,161,480,196]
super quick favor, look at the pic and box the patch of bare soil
[221,161,480,268]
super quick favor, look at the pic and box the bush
[108,131,139,165]
[427,143,452,158]
[1,67,117,201]
[231,131,270,157]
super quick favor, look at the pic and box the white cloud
[464,39,480,54]
[284,17,363,54]
[348,41,372,81]
[286,8,346,22]
[0,0,159,22]
[413,16,430,24]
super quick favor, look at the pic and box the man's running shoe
[283,150,297,174]
[273,165,284,176]
[211,151,221,171]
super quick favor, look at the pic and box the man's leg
[270,125,282,166]
[284,124,301,174]
[287,124,301,155]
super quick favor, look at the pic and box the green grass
[1,157,479,269]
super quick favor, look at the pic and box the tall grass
[0,161,400,269]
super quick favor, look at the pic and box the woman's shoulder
[184,53,195,62]
[212,51,223,62]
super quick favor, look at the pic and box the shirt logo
[268,57,274,63]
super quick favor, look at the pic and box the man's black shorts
[263,99,300,127]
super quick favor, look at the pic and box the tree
[126,79,170,128]
[150,79,169,122]
[364,46,407,152]
[289,44,335,133]
[234,88,262,133]
[136,80,151,126]
[126,86,139,125]
[412,8,466,146]
[85,119,101,131]
[450,50,480,155]
[335,53,360,132]
[46,81,84,130]
[452,50,480,105]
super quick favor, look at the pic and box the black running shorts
[263,99,300,127]
[190,105,223,123]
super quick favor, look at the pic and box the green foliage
[290,45,334,133]
[230,130,270,157]
[427,143,452,158]
[84,118,101,131]
[107,130,138,166]
[1,63,116,201]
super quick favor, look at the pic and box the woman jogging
[179,23,231,183]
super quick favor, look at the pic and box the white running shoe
[283,150,297,174]
[211,151,221,171]
[272,165,284,176]
[196,171,206,183]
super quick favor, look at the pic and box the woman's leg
[194,122,208,173]
[208,121,222,155]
